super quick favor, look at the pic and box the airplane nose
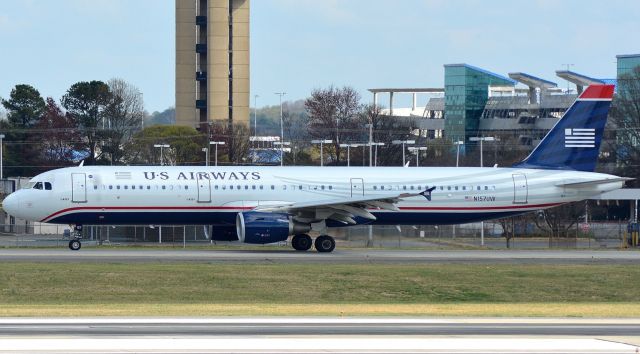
[2,193,18,217]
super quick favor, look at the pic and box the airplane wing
[555,177,633,188]
[253,187,435,225]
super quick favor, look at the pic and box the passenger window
[161,185,166,190]
[147,186,151,190]
[116,185,121,190]
[124,185,128,190]
[329,185,332,190]
[299,185,302,190]
[484,186,488,190]
[477,186,481,191]
[271,185,275,190]
[462,186,466,191]
[94,185,98,190]
[222,185,226,190]
[283,185,287,190]
[259,185,264,190]
[403,186,407,190]
[410,186,415,190]
[373,186,377,190]
[245,185,249,190]
[140,185,143,190]
[252,185,256,190]
[109,185,113,190]
[321,185,325,190]
[381,186,385,190]
[237,185,241,190]
[230,185,234,190]
[215,185,219,190]
[185,185,188,190]
[447,186,451,191]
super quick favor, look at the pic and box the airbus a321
[2,84,628,252]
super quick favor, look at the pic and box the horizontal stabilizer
[555,177,633,188]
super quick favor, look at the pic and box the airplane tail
[512,84,615,172]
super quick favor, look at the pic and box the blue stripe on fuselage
[48,210,529,226]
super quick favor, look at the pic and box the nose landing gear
[68,225,83,251]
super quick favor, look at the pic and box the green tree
[36,98,79,169]
[61,81,112,164]
[1,84,46,176]
[125,125,205,166]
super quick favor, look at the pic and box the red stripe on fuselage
[41,203,562,223]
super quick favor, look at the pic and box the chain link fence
[0,221,632,249]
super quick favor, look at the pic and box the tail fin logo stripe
[565,128,595,148]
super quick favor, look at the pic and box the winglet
[419,186,437,201]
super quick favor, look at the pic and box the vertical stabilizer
[513,85,614,171]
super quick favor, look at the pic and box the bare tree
[102,78,144,164]
[305,86,362,164]
[534,202,584,239]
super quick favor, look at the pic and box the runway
[0,318,638,353]
[1,317,640,336]
[0,248,639,264]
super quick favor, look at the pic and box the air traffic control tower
[176,0,250,129]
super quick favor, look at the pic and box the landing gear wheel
[314,235,335,253]
[69,239,81,251]
[292,234,313,251]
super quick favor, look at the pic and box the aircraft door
[71,173,87,203]
[512,173,528,204]
[350,178,364,197]
[197,177,211,203]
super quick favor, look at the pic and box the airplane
[2,84,628,252]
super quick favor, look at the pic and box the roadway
[0,248,639,264]
[0,318,638,353]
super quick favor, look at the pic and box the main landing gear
[291,234,335,253]
[68,225,83,251]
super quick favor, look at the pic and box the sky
[0,0,639,113]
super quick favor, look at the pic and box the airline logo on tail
[564,128,595,148]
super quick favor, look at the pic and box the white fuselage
[2,166,624,227]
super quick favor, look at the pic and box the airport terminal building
[372,54,639,154]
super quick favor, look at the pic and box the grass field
[0,262,638,317]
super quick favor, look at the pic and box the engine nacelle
[236,212,310,244]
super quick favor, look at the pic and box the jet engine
[236,212,310,244]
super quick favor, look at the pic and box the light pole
[311,139,332,167]
[0,134,4,180]
[339,144,360,167]
[210,141,225,166]
[469,137,495,168]
[153,144,170,166]
[202,147,209,166]
[274,141,291,165]
[274,92,286,166]
[371,142,384,166]
[408,146,427,167]
[392,140,415,166]
[253,94,259,136]
[454,140,464,167]
[469,136,496,247]
[365,123,373,166]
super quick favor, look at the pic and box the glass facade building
[443,64,515,143]
[617,54,640,94]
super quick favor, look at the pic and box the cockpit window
[33,182,43,190]
[44,182,52,190]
